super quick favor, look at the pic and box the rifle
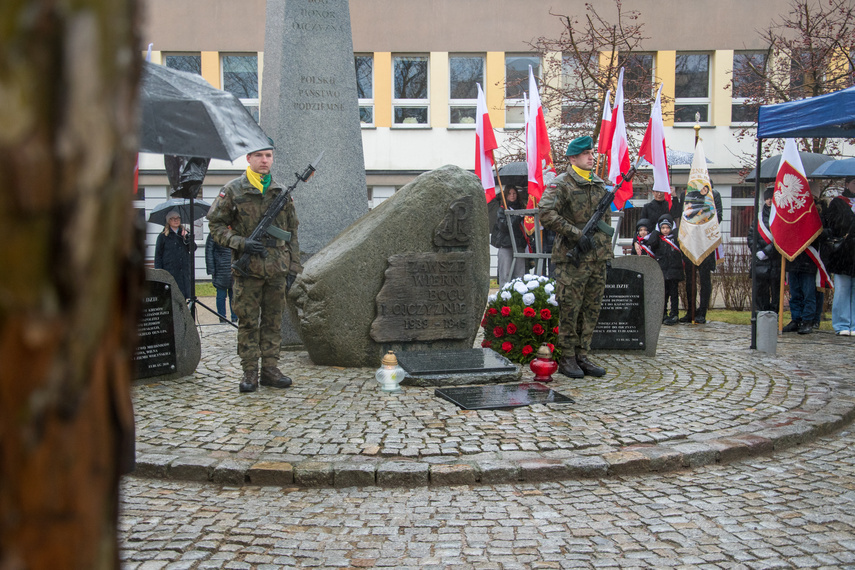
[566,163,638,268]
[232,151,324,277]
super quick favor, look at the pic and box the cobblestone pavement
[131,321,855,485]
[120,426,855,569]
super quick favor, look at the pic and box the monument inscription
[591,268,646,350]
[134,280,177,379]
[371,252,474,342]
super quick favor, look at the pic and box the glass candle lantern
[375,351,404,392]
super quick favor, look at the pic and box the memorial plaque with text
[134,281,177,379]
[397,348,516,377]
[591,267,646,350]
[435,383,575,410]
[370,252,474,342]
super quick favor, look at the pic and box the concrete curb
[132,398,855,488]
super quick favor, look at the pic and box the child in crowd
[653,214,684,325]
[632,218,656,257]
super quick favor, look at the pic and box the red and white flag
[769,138,823,261]
[525,66,555,202]
[475,83,498,202]
[607,68,633,210]
[638,84,671,207]
[597,90,613,156]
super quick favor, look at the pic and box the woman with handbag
[823,177,855,335]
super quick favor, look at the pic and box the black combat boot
[576,355,606,377]
[260,366,293,388]
[782,320,801,333]
[239,369,259,393]
[558,356,584,378]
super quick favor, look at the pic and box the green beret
[565,135,594,156]
[248,136,276,154]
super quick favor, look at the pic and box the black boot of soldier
[260,366,293,388]
[558,356,584,379]
[239,369,259,393]
[576,355,606,377]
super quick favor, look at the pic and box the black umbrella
[148,198,211,226]
[497,161,529,188]
[809,157,855,178]
[139,61,271,160]
[745,151,834,182]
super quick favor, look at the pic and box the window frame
[355,54,375,127]
[504,54,541,129]
[619,52,655,125]
[221,53,259,122]
[731,50,766,125]
[392,54,430,128]
[674,52,711,124]
[448,54,485,128]
[163,53,202,75]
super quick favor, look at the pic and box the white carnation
[487,294,497,303]
[526,280,539,290]
[513,281,528,294]
[522,292,536,306]
[547,294,558,306]
[544,283,555,294]
[501,290,512,300]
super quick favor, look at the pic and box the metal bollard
[756,311,778,355]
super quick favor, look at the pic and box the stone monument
[261,0,369,343]
[289,165,491,367]
[134,269,201,381]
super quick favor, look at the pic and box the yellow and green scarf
[246,167,271,193]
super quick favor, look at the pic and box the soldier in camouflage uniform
[539,136,611,379]
[207,144,302,393]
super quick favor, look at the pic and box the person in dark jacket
[823,176,855,335]
[640,188,682,226]
[749,186,781,313]
[206,232,236,322]
[653,214,684,325]
[491,186,528,287]
[782,249,818,334]
[154,210,194,300]
[630,218,655,257]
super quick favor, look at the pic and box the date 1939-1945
[403,318,466,330]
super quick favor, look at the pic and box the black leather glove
[576,234,593,254]
[244,238,267,257]
[286,273,296,292]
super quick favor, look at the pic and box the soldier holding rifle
[539,136,613,379]
[207,142,303,393]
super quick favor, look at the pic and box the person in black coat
[822,176,855,334]
[749,186,781,313]
[154,210,194,300]
[640,188,682,227]
[490,186,528,287]
[652,214,684,325]
[206,232,237,322]
[630,218,656,257]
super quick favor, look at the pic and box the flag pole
[494,165,508,209]
[778,258,787,333]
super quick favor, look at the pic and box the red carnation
[522,345,533,355]
[493,326,504,338]
[481,340,492,348]
[553,326,560,334]
[547,343,555,353]
[540,308,552,320]
[523,307,536,317]
[501,306,511,316]
[506,323,517,334]
[532,324,545,335]
[501,341,513,352]
[481,316,487,327]
[488,307,498,315]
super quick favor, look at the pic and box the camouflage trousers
[233,273,287,371]
[553,260,607,357]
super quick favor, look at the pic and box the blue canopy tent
[750,86,855,348]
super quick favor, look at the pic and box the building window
[560,53,597,125]
[449,55,484,126]
[505,55,540,127]
[619,52,654,122]
[674,53,710,123]
[732,51,766,123]
[164,53,201,75]
[355,54,374,126]
[222,54,259,122]
[393,55,429,125]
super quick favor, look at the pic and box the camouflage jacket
[538,166,613,264]
[207,173,302,279]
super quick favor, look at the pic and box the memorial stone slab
[396,349,519,388]
[133,269,201,382]
[591,256,663,357]
[262,0,369,345]
[435,383,575,410]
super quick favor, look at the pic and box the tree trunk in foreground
[0,1,141,568]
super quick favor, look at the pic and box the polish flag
[638,84,671,207]
[475,83,498,202]
[607,68,633,210]
[525,66,555,202]
[769,138,823,261]
[597,90,613,155]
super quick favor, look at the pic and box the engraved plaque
[397,348,516,377]
[435,383,575,410]
[591,267,646,350]
[134,280,178,379]
[434,196,474,247]
[370,252,474,342]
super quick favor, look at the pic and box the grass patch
[195,282,216,297]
